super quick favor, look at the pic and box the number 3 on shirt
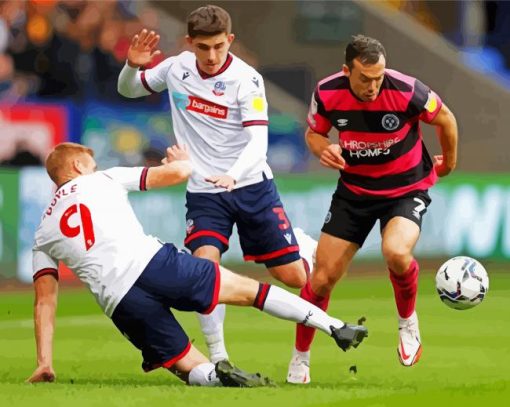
[59,204,96,250]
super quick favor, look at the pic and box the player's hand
[127,29,161,68]
[26,365,56,383]
[205,174,236,192]
[320,144,345,170]
[162,144,189,164]
[433,154,454,177]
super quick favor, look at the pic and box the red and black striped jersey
[308,69,442,199]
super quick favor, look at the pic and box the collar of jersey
[196,53,233,80]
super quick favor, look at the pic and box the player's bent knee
[267,262,307,288]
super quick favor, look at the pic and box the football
[435,256,489,310]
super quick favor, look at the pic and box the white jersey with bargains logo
[32,168,162,317]
[141,51,273,193]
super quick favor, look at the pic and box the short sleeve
[141,56,176,93]
[33,249,59,281]
[409,79,443,123]
[307,88,332,136]
[238,72,269,127]
[101,167,149,192]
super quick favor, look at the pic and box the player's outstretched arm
[146,145,192,190]
[430,103,458,177]
[127,29,161,69]
[27,275,58,383]
[118,29,166,98]
[305,127,345,170]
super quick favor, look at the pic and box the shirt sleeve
[140,56,176,94]
[409,79,443,123]
[238,72,269,127]
[100,167,150,192]
[307,87,332,136]
[33,249,59,282]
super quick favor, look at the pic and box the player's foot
[397,311,422,366]
[215,360,275,387]
[286,352,311,384]
[294,227,317,274]
[331,323,369,351]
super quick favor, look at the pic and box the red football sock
[389,259,419,319]
[295,280,330,352]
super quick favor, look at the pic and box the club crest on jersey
[381,114,400,131]
[213,81,226,96]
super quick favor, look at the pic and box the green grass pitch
[1,267,509,406]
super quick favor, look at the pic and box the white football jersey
[32,168,162,317]
[142,51,273,192]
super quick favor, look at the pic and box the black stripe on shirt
[406,79,430,118]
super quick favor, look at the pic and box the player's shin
[253,283,341,335]
[295,280,330,352]
[197,304,229,363]
[389,259,419,319]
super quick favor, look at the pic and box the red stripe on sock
[295,280,330,352]
[389,259,419,319]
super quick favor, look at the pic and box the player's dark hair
[187,5,232,38]
[345,35,386,70]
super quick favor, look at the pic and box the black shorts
[321,191,431,247]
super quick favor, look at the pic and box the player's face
[187,32,235,75]
[343,55,386,102]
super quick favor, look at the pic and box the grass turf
[0,268,509,406]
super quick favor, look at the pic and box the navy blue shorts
[184,178,301,267]
[111,243,220,372]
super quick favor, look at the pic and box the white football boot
[397,311,422,366]
[286,351,311,384]
[294,227,317,274]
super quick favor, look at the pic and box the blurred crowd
[0,0,166,103]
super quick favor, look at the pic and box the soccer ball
[435,256,489,310]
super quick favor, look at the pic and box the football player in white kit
[117,5,318,364]
[27,142,368,386]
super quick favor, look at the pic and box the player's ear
[227,33,235,44]
[342,64,350,77]
[185,35,193,46]
[73,158,85,175]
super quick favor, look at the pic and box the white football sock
[197,304,229,363]
[261,285,344,335]
[188,362,221,386]
[292,348,311,362]
[294,227,317,274]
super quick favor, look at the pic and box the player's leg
[217,265,367,350]
[121,244,272,387]
[380,191,431,366]
[184,191,234,363]
[235,178,308,288]
[287,233,359,383]
[288,196,376,383]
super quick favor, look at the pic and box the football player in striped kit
[288,34,458,383]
